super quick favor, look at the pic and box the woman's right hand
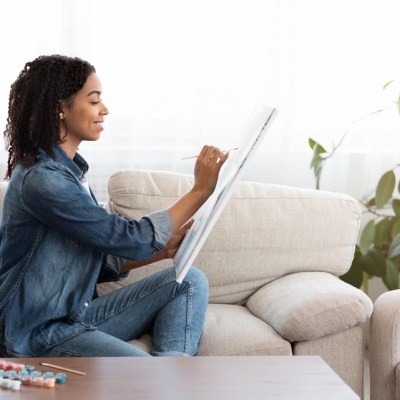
[192,145,229,201]
[167,145,229,233]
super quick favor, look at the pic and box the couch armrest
[246,271,372,342]
[370,289,400,400]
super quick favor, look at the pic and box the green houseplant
[309,80,400,292]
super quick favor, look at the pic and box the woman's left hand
[121,218,194,271]
[163,218,194,259]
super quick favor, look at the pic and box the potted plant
[309,80,400,292]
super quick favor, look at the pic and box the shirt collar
[37,146,89,179]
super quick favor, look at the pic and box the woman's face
[60,73,109,147]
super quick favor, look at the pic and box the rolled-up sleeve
[97,211,172,283]
[144,209,173,251]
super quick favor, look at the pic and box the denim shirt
[0,146,172,356]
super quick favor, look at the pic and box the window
[1,0,400,202]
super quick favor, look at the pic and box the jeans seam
[46,345,93,357]
[184,282,192,354]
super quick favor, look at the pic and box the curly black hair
[3,54,96,178]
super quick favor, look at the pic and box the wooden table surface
[0,355,359,399]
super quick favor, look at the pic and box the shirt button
[84,302,89,307]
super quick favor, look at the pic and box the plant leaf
[359,219,375,255]
[375,170,395,208]
[340,253,363,288]
[383,80,394,90]
[391,218,400,239]
[360,249,386,277]
[374,218,391,247]
[389,233,400,258]
[308,139,329,189]
[309,155,325,177]
[383,259,399,290]
[309,138,327,155]
[393,199,400,216]
[309,138,324,169]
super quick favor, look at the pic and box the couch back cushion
[99,169,361,305]
[0,181,8,220]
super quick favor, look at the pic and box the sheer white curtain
[1,0,400,202]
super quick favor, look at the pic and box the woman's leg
[39,330,150,357]
[91,266,208,356]
[56,266,208,357]
[41,267,208,357]
[150,267,209,356]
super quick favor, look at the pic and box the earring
[59,113,64,120]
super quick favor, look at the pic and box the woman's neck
[58,141,80,159]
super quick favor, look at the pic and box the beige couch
[0,170,372,397]
[370,290,400,400]
[95,169,373,398]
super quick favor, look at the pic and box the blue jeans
[39,267,208,357]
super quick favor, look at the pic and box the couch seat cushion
[128,304,291,356]
[197,304,291,356]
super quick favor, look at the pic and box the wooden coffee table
[0,355,359,399]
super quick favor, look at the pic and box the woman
[0,55,228,357]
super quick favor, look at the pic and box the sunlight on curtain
[1,0,400,202]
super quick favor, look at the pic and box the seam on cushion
[227,347,291,355]
[110,192,180,198]
[109,187,360,204]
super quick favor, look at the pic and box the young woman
[0,55,228,357]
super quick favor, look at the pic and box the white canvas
[174,105,278,282]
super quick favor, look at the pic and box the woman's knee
[183,267,209,294]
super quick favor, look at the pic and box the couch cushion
[197,304,291,356]
[103,169,361,305]
[0,181,8,220]
[246,271,373,341]
[128,304,292,356]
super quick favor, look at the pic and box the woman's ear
[58,100,66,120]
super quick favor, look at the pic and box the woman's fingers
[198,145,227,165]
[218,150,229,165]
[192,144,230,199]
